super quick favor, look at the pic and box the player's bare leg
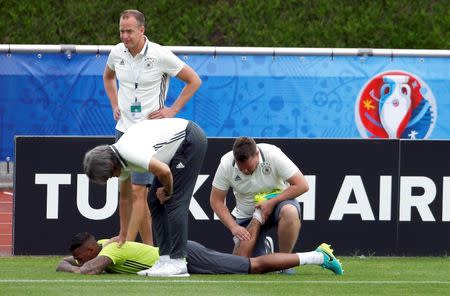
[139,198,153,245]
[249,243,344,275]
[233,209,265,256]
[250,253,299,273]
[127,184,153,245]
[233,218,262,257]
[277,204,300,253]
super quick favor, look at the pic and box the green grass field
[1,256,449,296]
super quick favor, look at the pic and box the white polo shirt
[106,38,185,132]
[212,144,300,219]
[112,118,188,181]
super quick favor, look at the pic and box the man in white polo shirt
[103,9,202,246]
[83,118,207,277]
[210,137,309,273]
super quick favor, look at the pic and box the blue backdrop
[1,52,449,159]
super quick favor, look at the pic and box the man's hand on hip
[148,107,176,119]
[156,187,172,204]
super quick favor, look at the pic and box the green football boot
[315,243,344,275]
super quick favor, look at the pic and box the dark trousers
[148,121,207,259]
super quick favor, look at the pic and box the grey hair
[120,9,145,27]
[83,145,119,184]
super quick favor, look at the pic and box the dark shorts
[186,240,250,274]
[115,129,154,186]
[236,199,301,256]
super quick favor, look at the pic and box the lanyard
[130,42,149,102]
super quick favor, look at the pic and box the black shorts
[186,240,250,274]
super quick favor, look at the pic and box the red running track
[0,190,13,256]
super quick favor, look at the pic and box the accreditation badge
[130,99,142,119]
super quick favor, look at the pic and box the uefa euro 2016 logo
[355,70,437,139]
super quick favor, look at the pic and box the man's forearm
[78,256,112,275]
[212,202,238,231]
[103,77,119,109]
[171,66,201,113]
[271,186,303,204]
[56,258,80,273]
[57,257,112,275]
[270,176,309,205]
[158,170,173,196]
[171,80,200,113]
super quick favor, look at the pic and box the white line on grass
[1,279,450,285]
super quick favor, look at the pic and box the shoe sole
[142,273,190,277]
[168,273,190,277]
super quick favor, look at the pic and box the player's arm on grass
[78,256,113,274]
[56,255,112,274]
[56,256,82,273]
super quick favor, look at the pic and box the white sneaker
[142,258,189,277]
[137,255,169,276]
[264,236,274,254]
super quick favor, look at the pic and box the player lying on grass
[56,210,343,276]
